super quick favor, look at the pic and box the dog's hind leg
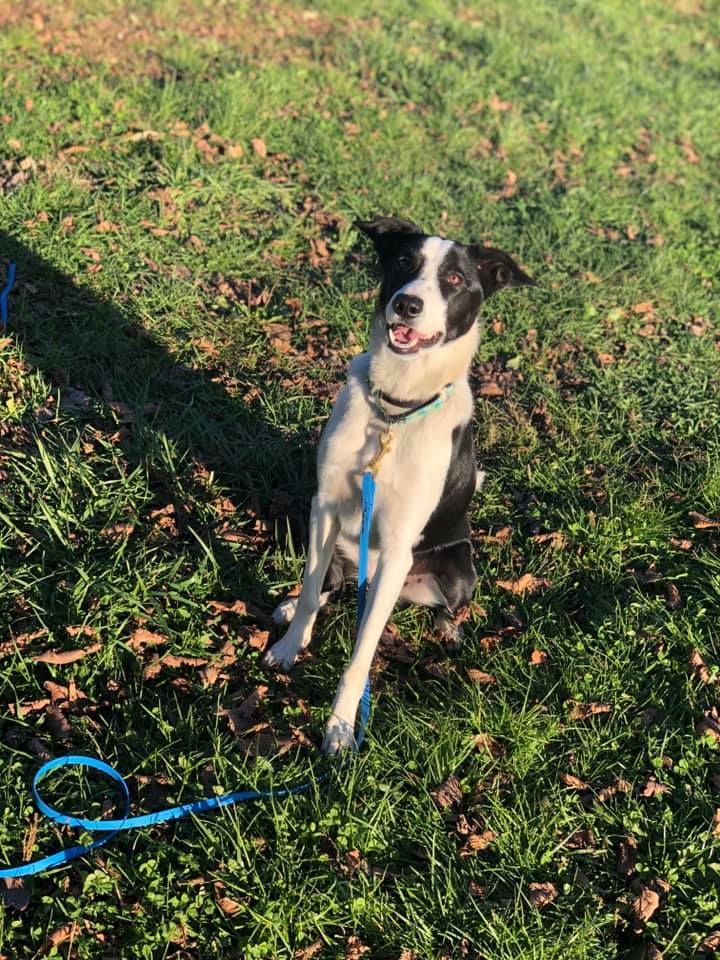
[264,496,339,671]
[401,540,477,652]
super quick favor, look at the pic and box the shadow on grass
[1,232,319,604]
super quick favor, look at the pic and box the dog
[264,216,536,753]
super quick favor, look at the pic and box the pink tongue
[394,324,417,344]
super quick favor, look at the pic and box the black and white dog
[264,216,535,752]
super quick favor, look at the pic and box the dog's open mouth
[387,323,442,354]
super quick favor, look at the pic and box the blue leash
[1,262,16,332]
[0,475,377,880]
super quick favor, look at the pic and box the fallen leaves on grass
[100,521,135,540]
[294,942,323,960]
[33,643,101,664]
[459,829,496,857]
[689,511,720,529]
[0,877,29,910]
[143,654,209,680]
[214,882,243,916]
[595,777,633,804]
[496,573,551,595]
[531,531,567,549]
[468,881,489,899]
[697,707,720,743]
[617,837,638,876]
[636,777,670,798]
[631,884,661,924]
[698,932,720,955]
[251,137,267,158]
[527,882,558,909]
[529,649,548,665]
[472,733,505,757]
[568,701,612,721]
[344,936,369,959]
[128,628,167,651]
[466,668,496,685]
[560,772,589,791]
[431,776,463,811]
[711,809,720,837]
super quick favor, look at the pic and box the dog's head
[355,216,536,358]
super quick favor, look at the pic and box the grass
[1,0,719,956]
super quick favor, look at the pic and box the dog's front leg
[322,543,413,754]
[264,496,339,671]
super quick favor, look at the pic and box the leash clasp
[366,427,393,477]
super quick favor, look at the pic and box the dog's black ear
[354,216,423,251]
[467,244,537,299]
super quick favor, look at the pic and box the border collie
[264,216,536,752]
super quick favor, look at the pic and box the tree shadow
[0,232,318,625]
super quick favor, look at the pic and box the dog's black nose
[392,294,423,319]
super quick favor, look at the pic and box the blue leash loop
[0,474,377,881]
[1,262,16,332]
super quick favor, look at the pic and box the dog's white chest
[316,357,468,561]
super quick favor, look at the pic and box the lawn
[1,0,719,957]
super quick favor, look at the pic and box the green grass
[1,0,720,956]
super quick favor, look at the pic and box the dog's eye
[397,255,413,269]
[446,271,465,286]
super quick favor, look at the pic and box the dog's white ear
[354,216,422,249]
[468,245,537,299]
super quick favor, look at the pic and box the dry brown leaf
[294,942,323,960]
[214,883,242,916]
[33,643,101,664]
[711,809,720,838]
[468,880,489,899]
[472,733,504,757]
[42,923,79,952]
[100,522,135,539]
[632,301,655,315]
[235,685,269,718]
[637,777,670,798]
[531,531,567,549]
[344,936,369,960]
[496,573,551,595]
[208,599,247,616]
[46,704,72,741]
[669,536,692,550]
[529,649,548,665]
[459,829,495,857]
[560,772,588,791]
[697,710,720,743]
[568,701,612,721]
[65,624,97,639]
[689,511,720,529]
[596,777,633,803]
[566,827,595,849]
[466,669,496,685]
[617,837,638,876]
[431,775,463,811]
[128,628,167,651]
[479,381,504,397]
[631,885,660,923]
[665,583,682,610]
[0,877,29,910]
[698,932,720,955]
[527,882,558,909]
[251,137,267,158]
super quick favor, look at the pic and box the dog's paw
[263,635,300,671]
[322,714,356,755]
[271,597,298,626]
[434,614,463,653]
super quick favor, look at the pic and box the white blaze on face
[386,236,453,338]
